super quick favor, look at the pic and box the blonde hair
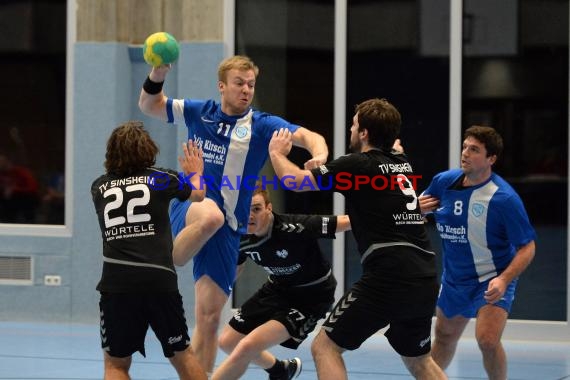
[218,55,259,82]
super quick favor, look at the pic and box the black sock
[265,358,285,375]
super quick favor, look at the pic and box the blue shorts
[437,277,517,318]
[170,199,190,237]
[170,199,240,296]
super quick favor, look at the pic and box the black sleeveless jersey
[238,213,338,287]
[91,167,192,292]
[310,150,435,277]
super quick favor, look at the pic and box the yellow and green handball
[143,32,180,67]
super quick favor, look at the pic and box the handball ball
[143,32,180,67]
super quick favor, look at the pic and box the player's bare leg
[173,198,224,266]
[431,307,469,370]
[193,275,229,374]
[402,353,447,379]
[169,345,208,380]
[213,320,290,379]
[311,329,348,380]
[476,305,508,380]
[103,352,131,380]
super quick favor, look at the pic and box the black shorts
[322,268,438,357]
[230,275,336,349]
[99,291,190,358]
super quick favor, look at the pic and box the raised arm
[269,129,318,192]
[291,127,329,169]
[138,65,171,121]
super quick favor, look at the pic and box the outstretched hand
[179,140,204,176]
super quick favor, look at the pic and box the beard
[349,138,361,153]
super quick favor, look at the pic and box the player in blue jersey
[419,126,536,380]
[139,55,329,375]
[269,98,447,379]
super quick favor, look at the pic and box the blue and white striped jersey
[424,169,536,285]
[167,98,299,233]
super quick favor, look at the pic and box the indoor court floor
[0,321,569,379]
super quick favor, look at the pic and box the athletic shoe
[268,357,302,380]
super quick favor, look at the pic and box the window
[0,0,66,226]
